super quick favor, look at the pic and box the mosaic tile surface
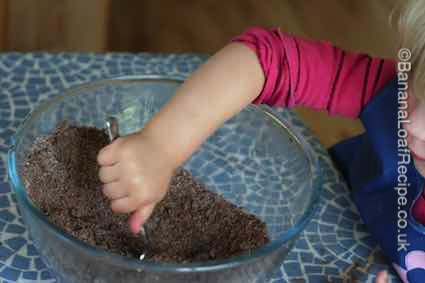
[0,53,402,282]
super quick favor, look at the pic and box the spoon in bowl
[105,116,150,260]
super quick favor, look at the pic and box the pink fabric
[413,193,425,224]
[232,27,396,117]
[232,27,425,225]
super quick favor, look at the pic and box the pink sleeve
[232,27,397,118]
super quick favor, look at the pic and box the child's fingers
[102,182,127,200]
[97,139,121,166]
[99,165,120,183]
[110,197,137,214]
[375,271,388,283]
[129,204,155,235]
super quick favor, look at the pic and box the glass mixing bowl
[8,75,322,283]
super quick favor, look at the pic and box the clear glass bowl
[8,75,322,283]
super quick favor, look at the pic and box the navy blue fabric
[329,79,425,281]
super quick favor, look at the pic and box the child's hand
[97,43,264,233]
[375,271,388,283]
[97,132,177,234]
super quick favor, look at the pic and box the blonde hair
[398,0,425,99]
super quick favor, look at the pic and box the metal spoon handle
[105,117,119,141]
[105,117,150,260]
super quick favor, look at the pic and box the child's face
[406,93,425,176]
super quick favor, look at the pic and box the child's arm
[97,27,397,233]
[232,27,396,117]
[142,43,264,166]
[97,43,264,233]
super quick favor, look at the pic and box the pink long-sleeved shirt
[233,27,425,225]
[232,27,396,117]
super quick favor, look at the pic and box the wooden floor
[2,0,401,147]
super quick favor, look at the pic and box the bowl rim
[7,74,322,273]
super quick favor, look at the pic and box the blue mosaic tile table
[0,53,402,282]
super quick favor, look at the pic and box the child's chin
[414,159,425,177]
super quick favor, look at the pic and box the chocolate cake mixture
[22,122,269,263]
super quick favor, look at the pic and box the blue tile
[8,61,24,71]
[35,257,46,269]
[49,77,63,86]
[11,72,27,82]
[319,224,335,233]
[188,157,204,170]
[307,234,320,243]
[12,90,26,98]
[353,245,371,258]
[11,254,30,269]
[304,265,322,274]
[0,267,20,281]
[295,238,309,250]
[6,54,21,60]
[59,66,71,74]
[270,278,286,283]
[321,213,338,223]
[0,102,10,109]
[305,221,318,233]
[312,245,328,257]
[15,109,29,118]
[39,61,51,69]
[325,204,341,215]
[21,59,34,68]
[0,196,10,208]
[0,210,15,222]
[0,221,6,231]
[342,251,353,259]
[41,270,53,280]
[335,260,350,270]
[76,56,91,63]
[218,184,231,193]
[340,239,356,248]
[212,171,231,184]
[202,164,216,175]
[300,252,314,263]
[22,271,38,280]
[283,262,303,277]
[334,195,350,207]
[5,237,26,251]
[231,183,246,194]
[324,267,339,276]
[339,218,354,230]
[5,224,25,234]
[328,244,345,255]
[2,60,15,69]
[321,234,337,243]
[0,127,15,139]
[0,246,14,261]
[26,244,39,256]
[337,230,353,238]
[308,275,328,283]
[0,120,10,132]
[285,253,297,261]
[12,99,28,107]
